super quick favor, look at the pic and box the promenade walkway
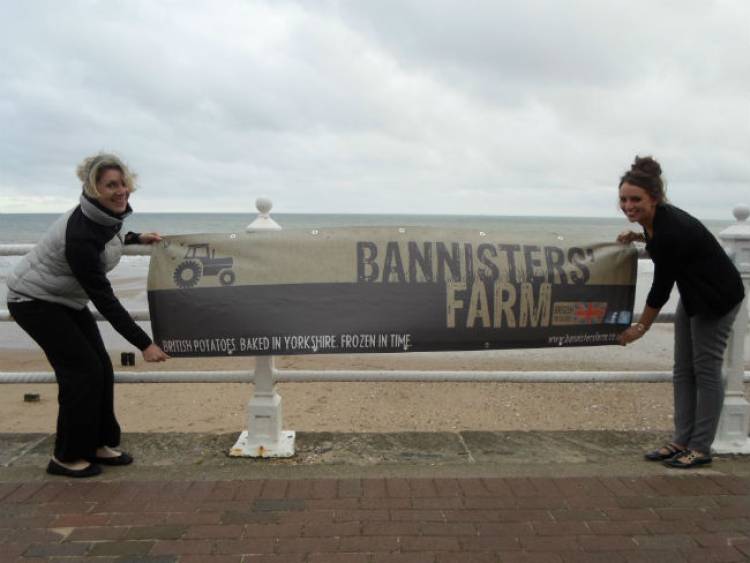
[1,430,749,562]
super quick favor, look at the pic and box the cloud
[1,0,748,218]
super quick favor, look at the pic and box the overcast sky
[1,0,748,218]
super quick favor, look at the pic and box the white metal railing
[1,200,749,456]
[1,370,747,385]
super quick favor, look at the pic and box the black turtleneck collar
[80,194,133,228]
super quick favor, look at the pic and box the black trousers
[8,299,120,462]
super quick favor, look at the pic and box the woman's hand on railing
[138,232,162,244]
[142,343,170,362]
[617,230,644,244]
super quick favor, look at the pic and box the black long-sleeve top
[64,204,152,350]
[644,204,744,317]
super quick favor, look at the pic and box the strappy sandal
[663,450,712,469]
[644,443,686,461]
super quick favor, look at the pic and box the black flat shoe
[46,459,101,478]
[88,452,133,466]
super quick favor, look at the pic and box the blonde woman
[7,153,169,478]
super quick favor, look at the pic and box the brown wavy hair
[619,155,667,203]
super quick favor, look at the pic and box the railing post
[713,204,750,454]
[230,198,295,458]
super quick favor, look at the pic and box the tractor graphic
[173,244,236,288]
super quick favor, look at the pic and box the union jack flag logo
[574,302,607,324]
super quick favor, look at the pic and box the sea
[0,212,736,350]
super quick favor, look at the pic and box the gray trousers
[672,301,740,454]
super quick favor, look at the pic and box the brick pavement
[1,475,749,562]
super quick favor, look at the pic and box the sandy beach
[2,323,748,435]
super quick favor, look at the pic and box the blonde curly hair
[76,153,138,198]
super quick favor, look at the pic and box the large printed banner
[147,227,637,357]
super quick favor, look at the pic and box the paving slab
[0,434,50,468]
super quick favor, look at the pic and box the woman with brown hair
[616,156,744,468]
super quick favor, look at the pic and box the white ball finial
[256,197,273,216]
[733,204,749,223]
[246,197,281,231]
